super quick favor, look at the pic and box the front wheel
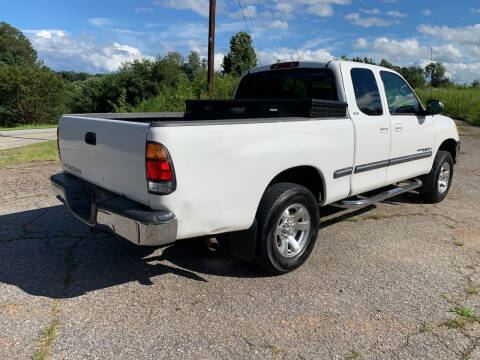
[255,183,320,275]
[419,150,454,203]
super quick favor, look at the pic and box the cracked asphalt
[0,121,479,360]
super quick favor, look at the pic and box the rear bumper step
[334,179,423,209]
[50,173,178,246]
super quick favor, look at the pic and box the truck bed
[68,98,348,124]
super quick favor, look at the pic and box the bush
[134,73,240,113]
[0,63,67,126]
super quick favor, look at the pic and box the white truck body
[52,60,460,271]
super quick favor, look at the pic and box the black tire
[255,183,320,275]
[419,150,454,203]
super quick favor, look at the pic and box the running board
[333,179,423,209]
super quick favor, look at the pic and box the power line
[236,0,252,35]
[235,0,264,66]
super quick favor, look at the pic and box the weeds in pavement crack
[31,307,61,360]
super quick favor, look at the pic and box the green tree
[425,62,448,88]
[222,32,257,76]
[0,22,37,65]
[0,63,67,125]
[472,79,480,88]
[184,51,202,80]
[351,56,375,65]
[400,66,426,88]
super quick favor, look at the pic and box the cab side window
[380,71,421,115]
[351,68,383,116]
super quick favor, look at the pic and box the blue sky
[2,0,480,83]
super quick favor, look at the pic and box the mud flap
[228,220,257,262]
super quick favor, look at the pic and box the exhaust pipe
[205,237,220,252]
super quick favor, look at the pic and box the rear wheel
[255,183,320,275]
[419,150,454,203]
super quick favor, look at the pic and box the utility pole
[207,0,216,97]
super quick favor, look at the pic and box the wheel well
[438,139,458,163]
[267,166,325,202]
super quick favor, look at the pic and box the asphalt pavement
[0,121,479,359]
[0,128,57,150]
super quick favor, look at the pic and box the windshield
[235,68,338,101]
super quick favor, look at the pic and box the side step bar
[334,179,423,209]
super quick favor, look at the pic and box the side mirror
[426,99,444,115]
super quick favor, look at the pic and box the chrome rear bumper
[50,173,177,246]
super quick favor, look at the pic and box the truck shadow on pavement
[0,191,417,299]
[0,205,267,299]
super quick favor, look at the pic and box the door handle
[380,124,389,133]
[395,124,404,132]
[85,132,96,146]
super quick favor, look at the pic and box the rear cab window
[350,68,383,116]
[235,68,338,101]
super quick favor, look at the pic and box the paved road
[0,128,57,150]
[0,122,479,360]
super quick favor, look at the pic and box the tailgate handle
[85,132,96,146]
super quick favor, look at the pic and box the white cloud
[440,62,480,84]
[381,0,397,3]
[418,24,480,45]
[345,13,398,27]
[352,38,369,49]
[422,9,432,16]
[350,35,476,83]
[230,5,257,19]
[471,8,480,14]
[24,29,66,39]
[371,37,423,60]
[302,37,334,49]
[362,8,382,15]
[257,47,334,65]
[235,0,351,19]
[269,20,289,29]
[25,29,152,73]
[153,0,210,17]
[386,11,407,18]
[87,18,113,27]
[431,44,463,63]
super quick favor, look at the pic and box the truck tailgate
[59,115,150,206]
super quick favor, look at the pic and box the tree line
[0,21,478,127]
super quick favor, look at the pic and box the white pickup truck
[51,60,460,274]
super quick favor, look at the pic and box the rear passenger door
[379,71,435,183]
[340,63,390,195]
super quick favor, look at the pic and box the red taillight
[147,160,172,181]
[146,141,176,194]
[270,61,299,70]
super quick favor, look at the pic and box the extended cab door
[378,71,435,183]
[340,62,390,195]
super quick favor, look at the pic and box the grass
[0,124,57,131]
[416,87,480,126]
[347,350,363,359]
[444,317,467,329]
[453,240,465,247]
[267,343,284,355]
[32,319,60,360]
[466,288,479,295]
[449,306,478,320]
[443,306,478,330]
[0,141,58,168]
